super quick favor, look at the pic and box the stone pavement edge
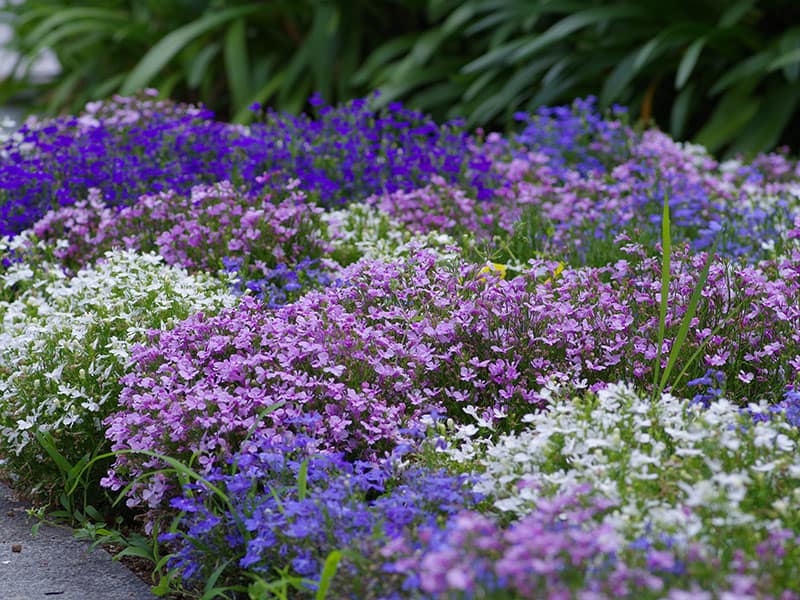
[0,482,157,600]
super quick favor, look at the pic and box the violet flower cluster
[513,96,633,174]
[0,92,491,237]
[384,485,800,599]
[102,242,799,509]
[28,177,335,306]
[159,433,479,597]
[368,97,800,266]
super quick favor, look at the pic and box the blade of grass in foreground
[658,237,719,397]
[652,193,671,398]
[315,550,342,600]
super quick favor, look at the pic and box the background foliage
[4,0,800,156]
[0,0,426,122]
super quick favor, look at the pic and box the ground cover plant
[1,94,799,599]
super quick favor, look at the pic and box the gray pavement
[0,482,157,600]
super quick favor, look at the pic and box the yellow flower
[544,261,565,284]
[478,262,508,280]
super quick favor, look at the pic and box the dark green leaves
[1,1,426,121]
[360,0,800,156]
[5,0,800,154]
[120,5,263,95]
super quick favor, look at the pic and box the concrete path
[0,482,157,600]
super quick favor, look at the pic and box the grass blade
[224,18,250,114]
[297,458,309,502]
[653,192,670,397]
[675,37,705,89]
[658,238,719,395]
[315,550,342,600]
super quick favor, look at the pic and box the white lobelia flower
[442,381,800,545]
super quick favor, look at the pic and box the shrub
[28,178,335,306]
[396,382,800,597]
[441,382,800,544]
[0,0,428,120]
[365,0,800,156]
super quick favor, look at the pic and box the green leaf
[121,4,263,95]
[352,35,416,86]
[441,3,476,35]
[542,55,574,86]
[527,73,581,108]
[633,36,663,71]
[463,70,497,101]
[91,73,126,99]
[471,53,557,122]
[710,52,771,96]
[670,312,740,391]
[150,572,172,597]
[464,10,519,37]
[248,578,270,600]
[653,193,670,397]
[83,505,103,522]
[769,46,800,73]
[675,37,705,89]
[24,19,126,62]
[408,29,447,66]
[304,3,339,102]
[408,82,463,112]
[116,545,157,561]
[694,82,760,153]
[24,8,127,44]
[377,62,462,106]
[201,559,235,600]
[510,5,644,63]
[658,237,718,395]
[224,19,251,114]
[35,430,72,480]
[155,72,183,101]
[728,84,800,157]
[315,551,342,600]
[187,42,221,89]
[462,38,526,73]
[777,28,800,82]
[600,49,639,106]
[297,458,309,502]
[670,82,695,139]
[718,0,756,27]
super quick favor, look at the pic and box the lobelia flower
[0,249,235,500]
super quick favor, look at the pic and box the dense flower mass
[441,383,800,537]
[0,91,490,237]
[160,434,479,597]
[0,250,234,496]
[1,94,800,598]
[28,178,336,306]
[385,496,800,599]
[102,244,800,510]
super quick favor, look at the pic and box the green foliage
[0,0,426,122]
[362,0,800,157]
[6,0,800,153]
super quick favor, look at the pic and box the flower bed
[1,94,799,598]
